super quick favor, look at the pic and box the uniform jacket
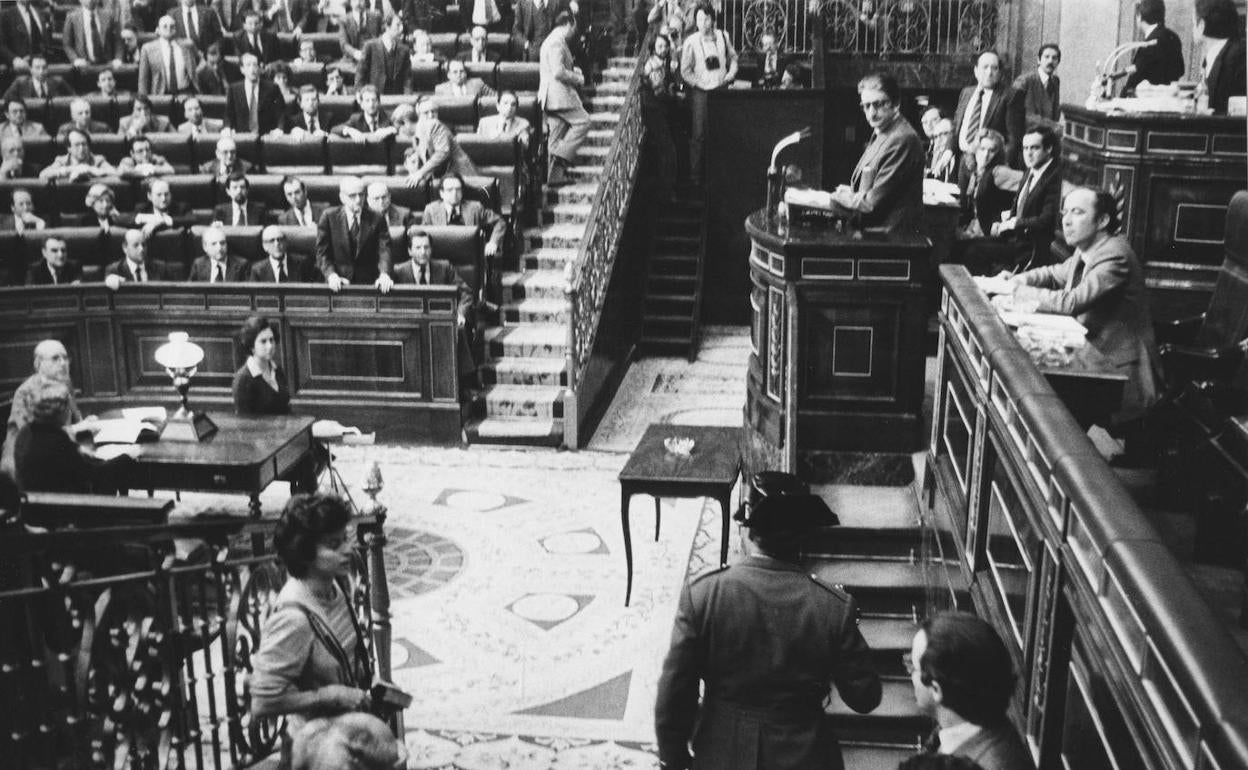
[1206,38,1247,115]
[953,84,1015,167]
[27,260,84,285]
[953,722,1035,770]
[170,4,225,52]
[1125,24,1184,93]
[315,205,392,283]
[848,113,925,236]
[62,7,123,64]
[138,38,200,95]
[248,253,321,282]
[225,79,286,133]
[538,26,584,112]
[1013,234,1161,422]
[358,38,412,95]
[655,555,883,770]
[0,5,52,66]
[189,255,250,281]
[422,199,505,252]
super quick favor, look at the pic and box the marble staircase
[465,57,637,446]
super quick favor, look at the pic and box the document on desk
[312,419,376,444]
[784,187,835,211]
[93,418,162,444]
[999,310,1087,335]
[923,178,960,205]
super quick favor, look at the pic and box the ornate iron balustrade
[564,28,653,434]
[719,0,1002,57]
[0,494,393,770]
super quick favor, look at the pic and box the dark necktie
[34,81,44,98]
[1069,258,1085,290]
[167,45,178,91]
[237,205,247,226]
[253,35,262,57]
[50,267,59,285]
[348,215,359,252]
[136,265,147,282]
[449,206,463,225]
[308,115,318,132]
[276,260,287,282]
[89,13,103,61]
[213,263,224,282]
[419,265,427,284]
[1016,171,1033,216]
[26,9,42,54]
[962,89,982,150]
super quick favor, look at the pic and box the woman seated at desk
[976,186,1162,434]
[233,315,291,416]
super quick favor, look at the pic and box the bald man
[1,339,94,478]
[315,177,393,293]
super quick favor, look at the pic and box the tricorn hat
[735,471,839,532]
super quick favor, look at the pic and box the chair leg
[654,496,661,541]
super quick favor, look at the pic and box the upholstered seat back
[1197,191,1248,349]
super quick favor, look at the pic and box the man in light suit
[225,52,287,134]
[138,15,200,96]
[0,0,51,71]
[403,96,478,186]
[1008,43,1060,164]
[55,99,112,142]
[170,0,225,53]
[952,50,1015,180]
[436,59,495,98]
[909,612,1034,770]
[985,187,1161,428]
[538,11,588,186]
[357,15,411,95]
[513,0,562,63]
[315,176,394,292]
[422,173,505,259]
[250,225,322,282]
[63,0,123,67]
[1196,0,1246,115]
[177,96,224,134]
[188,224,250,282]
[332,84,397,139]
[119,96,175,137]
[830,72,924,237]
[477,90,532,147]
[989,126,1061,272]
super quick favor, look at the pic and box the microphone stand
[766,127,812,225]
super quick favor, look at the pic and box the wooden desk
[619,424,741,606]
[116,414,316,523]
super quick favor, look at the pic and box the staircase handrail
[565,26,658,409]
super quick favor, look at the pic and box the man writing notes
[830,72,925,236]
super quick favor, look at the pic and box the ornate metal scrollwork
[882,0,930,54]
[223,562,286,767]
[743,0,789,51]
[820,0,864,52]
[956,0,997,53]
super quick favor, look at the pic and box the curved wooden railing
[926,264,1248,768]
[0,488,394,770]
[562,26,655,446]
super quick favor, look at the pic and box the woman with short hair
[232,314,291,416]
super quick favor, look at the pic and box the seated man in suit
[226,52,287,135]
[324,65,354,97]
[989,125,1060,272]
[422,173,506,259]
[213,172,267,226]
[436,59,495,98]
[39,129,116,182]
[315,176,394,293]
[93,69,126,99]
[189,224,250,281]
[104,228,175,288]
[0,188,46,232]
[1,339,94,479]
[195,42,230,96]
[332,84,397,140]
[0,98,49,140]
[458,26,500,64]
[296,38,321,65]
[2,55,75,102]
[0,136,39,179]
[26,235,83,286]
[277,175,327,227]
[285,85,330,136]
[751,32,788,89]
[394,226,476,381]
[119,96,174,138]
[178,96,225,134]
[133,177,195,237]
[200,135,255,179]
[56,99,113,142]
[234,10,282,64]
[366,181,414,228]
[357,14,411,95]
[477,90,532,147]
[403,95,478,187]
[78,183,130,231]
[117,134,177,178]
[251,224,322,282]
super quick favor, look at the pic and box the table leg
[249,493,266,556]
[622,488,634,607]
[654,496,661,541]
[717,493,730,568]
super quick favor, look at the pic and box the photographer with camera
[679,4,737,187]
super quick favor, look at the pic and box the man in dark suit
[338,2,385,64]
[909,612,1033,770]
[830,72,925,237]
[1008,43,1061,165]
[393,227,474,324]
[212,172,267,227]
[189,225,250,282]
[512,0,561,62]
[233,10,282,64]
[250,225,322,282]
[225,52,287,134]
[953,50,1015,178]
[366,182,414,228]
[657,474,882,770]
[284,86,330,136]
[195,42,230,96]
[26,236,84,286]
[2,56,75,101]
[357,15,411,95]
[276,175,327,227]
[1196,0,1246,115]
[63,0,123,67]
[0,0,51,70]
[170,0,225,53]
[199,135,255,179]
[422,173,506,259]
[1124,0,1184,94]
[457,26,500,64]
[750,32,790,89]
[990,126,1061,271]
[435,58,495,98]
[104,229,175,289]
[331,85,397,139]
[315,176,394,292]
[133,178,195,237]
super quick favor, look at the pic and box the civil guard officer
[654,472,883,770]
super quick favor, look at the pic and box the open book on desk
[92,418,162,445]
[312,419,375,445]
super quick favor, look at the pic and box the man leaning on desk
[829,72,925,237]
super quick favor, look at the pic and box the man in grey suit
[189,225,250,282]
[138,15,200,96]
[538,11,588,186]
[422,173,505,259]
[62,0,123,67]
[909,612,1034,770]
[170,0,225,54]
[357,15,411,95]
[315,177,395,293]
[830,72,924,237]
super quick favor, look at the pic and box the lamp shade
[154,332,205,370]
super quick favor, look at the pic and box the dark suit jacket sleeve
[0,10,22,65]
[1015,169,1060,236]
[316,211,338,278]
[189,257,208,281]
[224,84,241,130]
[654,582,700,769]
[478,204,506,250]
[831,594,883,714]
[376,217,392,276]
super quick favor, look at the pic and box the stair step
[484,324,568,358]
[465,417,563,446]
[474,384,565,420]
[860,617,919,652]
[650,255,698,274]
[813,484,922,530]
[546,183,600,205]
[567,165,605,181]
[590,111,621,125]
[608,57,637,68]
[482,357,568,387]
[657,218,700,237]
[523,248,580,270]
[645,295,695,314]
[826,678,923,720]
[595,80,630,94]
[525,223,586,249]
[648,274,697,290]
[542,202,594,224]
[586,129,616,146]
[575,145,611,161]
[655,234,699,250]
[501,270,567,301]
[504,297,569,324]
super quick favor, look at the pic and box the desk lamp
[154,332,218,442]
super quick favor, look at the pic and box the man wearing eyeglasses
[249,225,322,283]
[830,71,925,236]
